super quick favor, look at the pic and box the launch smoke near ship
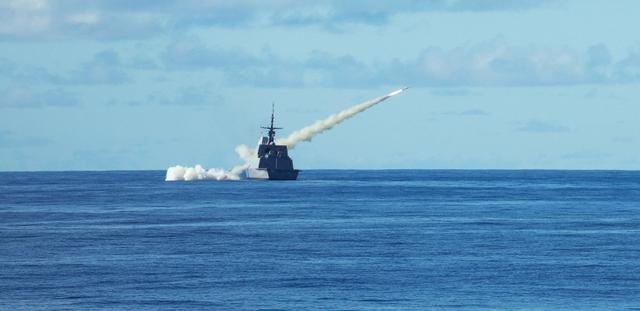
[165,87,408,181]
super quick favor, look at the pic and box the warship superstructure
[245,106,299,180]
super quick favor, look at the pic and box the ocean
[1,170,639,310]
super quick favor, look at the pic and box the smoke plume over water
[165,87,407,181]
[165,145,255,181]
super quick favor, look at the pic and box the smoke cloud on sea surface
[165,87,406,181]
[165,145,255,181]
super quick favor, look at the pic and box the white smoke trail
[276,87,407,149]
[165,87,407,181]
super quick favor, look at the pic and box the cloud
[161,40,377,87]
[1,50,130,85]
[127,54,160,70]
[226,66,306,88]
[0,0,165,40]
[270,0,559,30]
[161,37,307,88]
[369,41,640,87]
[147,87,223,106]
[0,0,51,39]
[382,40,631,87]
[162,37,263,70]
[0,0,560,40]
[516,120,570,133]
[0,86,78,108]
[8,37,637,90]
[615,46,640,81]
[65,50,130,84]
[0,57,61,84]
[302,51,380,87]
[444,0,557,11]
[158,38,640,88]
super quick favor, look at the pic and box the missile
[381,86,409,100]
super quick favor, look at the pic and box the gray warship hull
[245,168,299,180]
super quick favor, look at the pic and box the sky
[0,0,638,171]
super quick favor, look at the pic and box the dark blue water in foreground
[1,170,639,310]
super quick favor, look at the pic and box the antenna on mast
[261,102,282,144]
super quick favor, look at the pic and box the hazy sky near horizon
[1,0,639,171]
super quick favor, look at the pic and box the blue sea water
[1,170,639,310]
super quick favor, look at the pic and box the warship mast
[260,103,282,145]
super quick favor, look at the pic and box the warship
[245,105,300,180]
